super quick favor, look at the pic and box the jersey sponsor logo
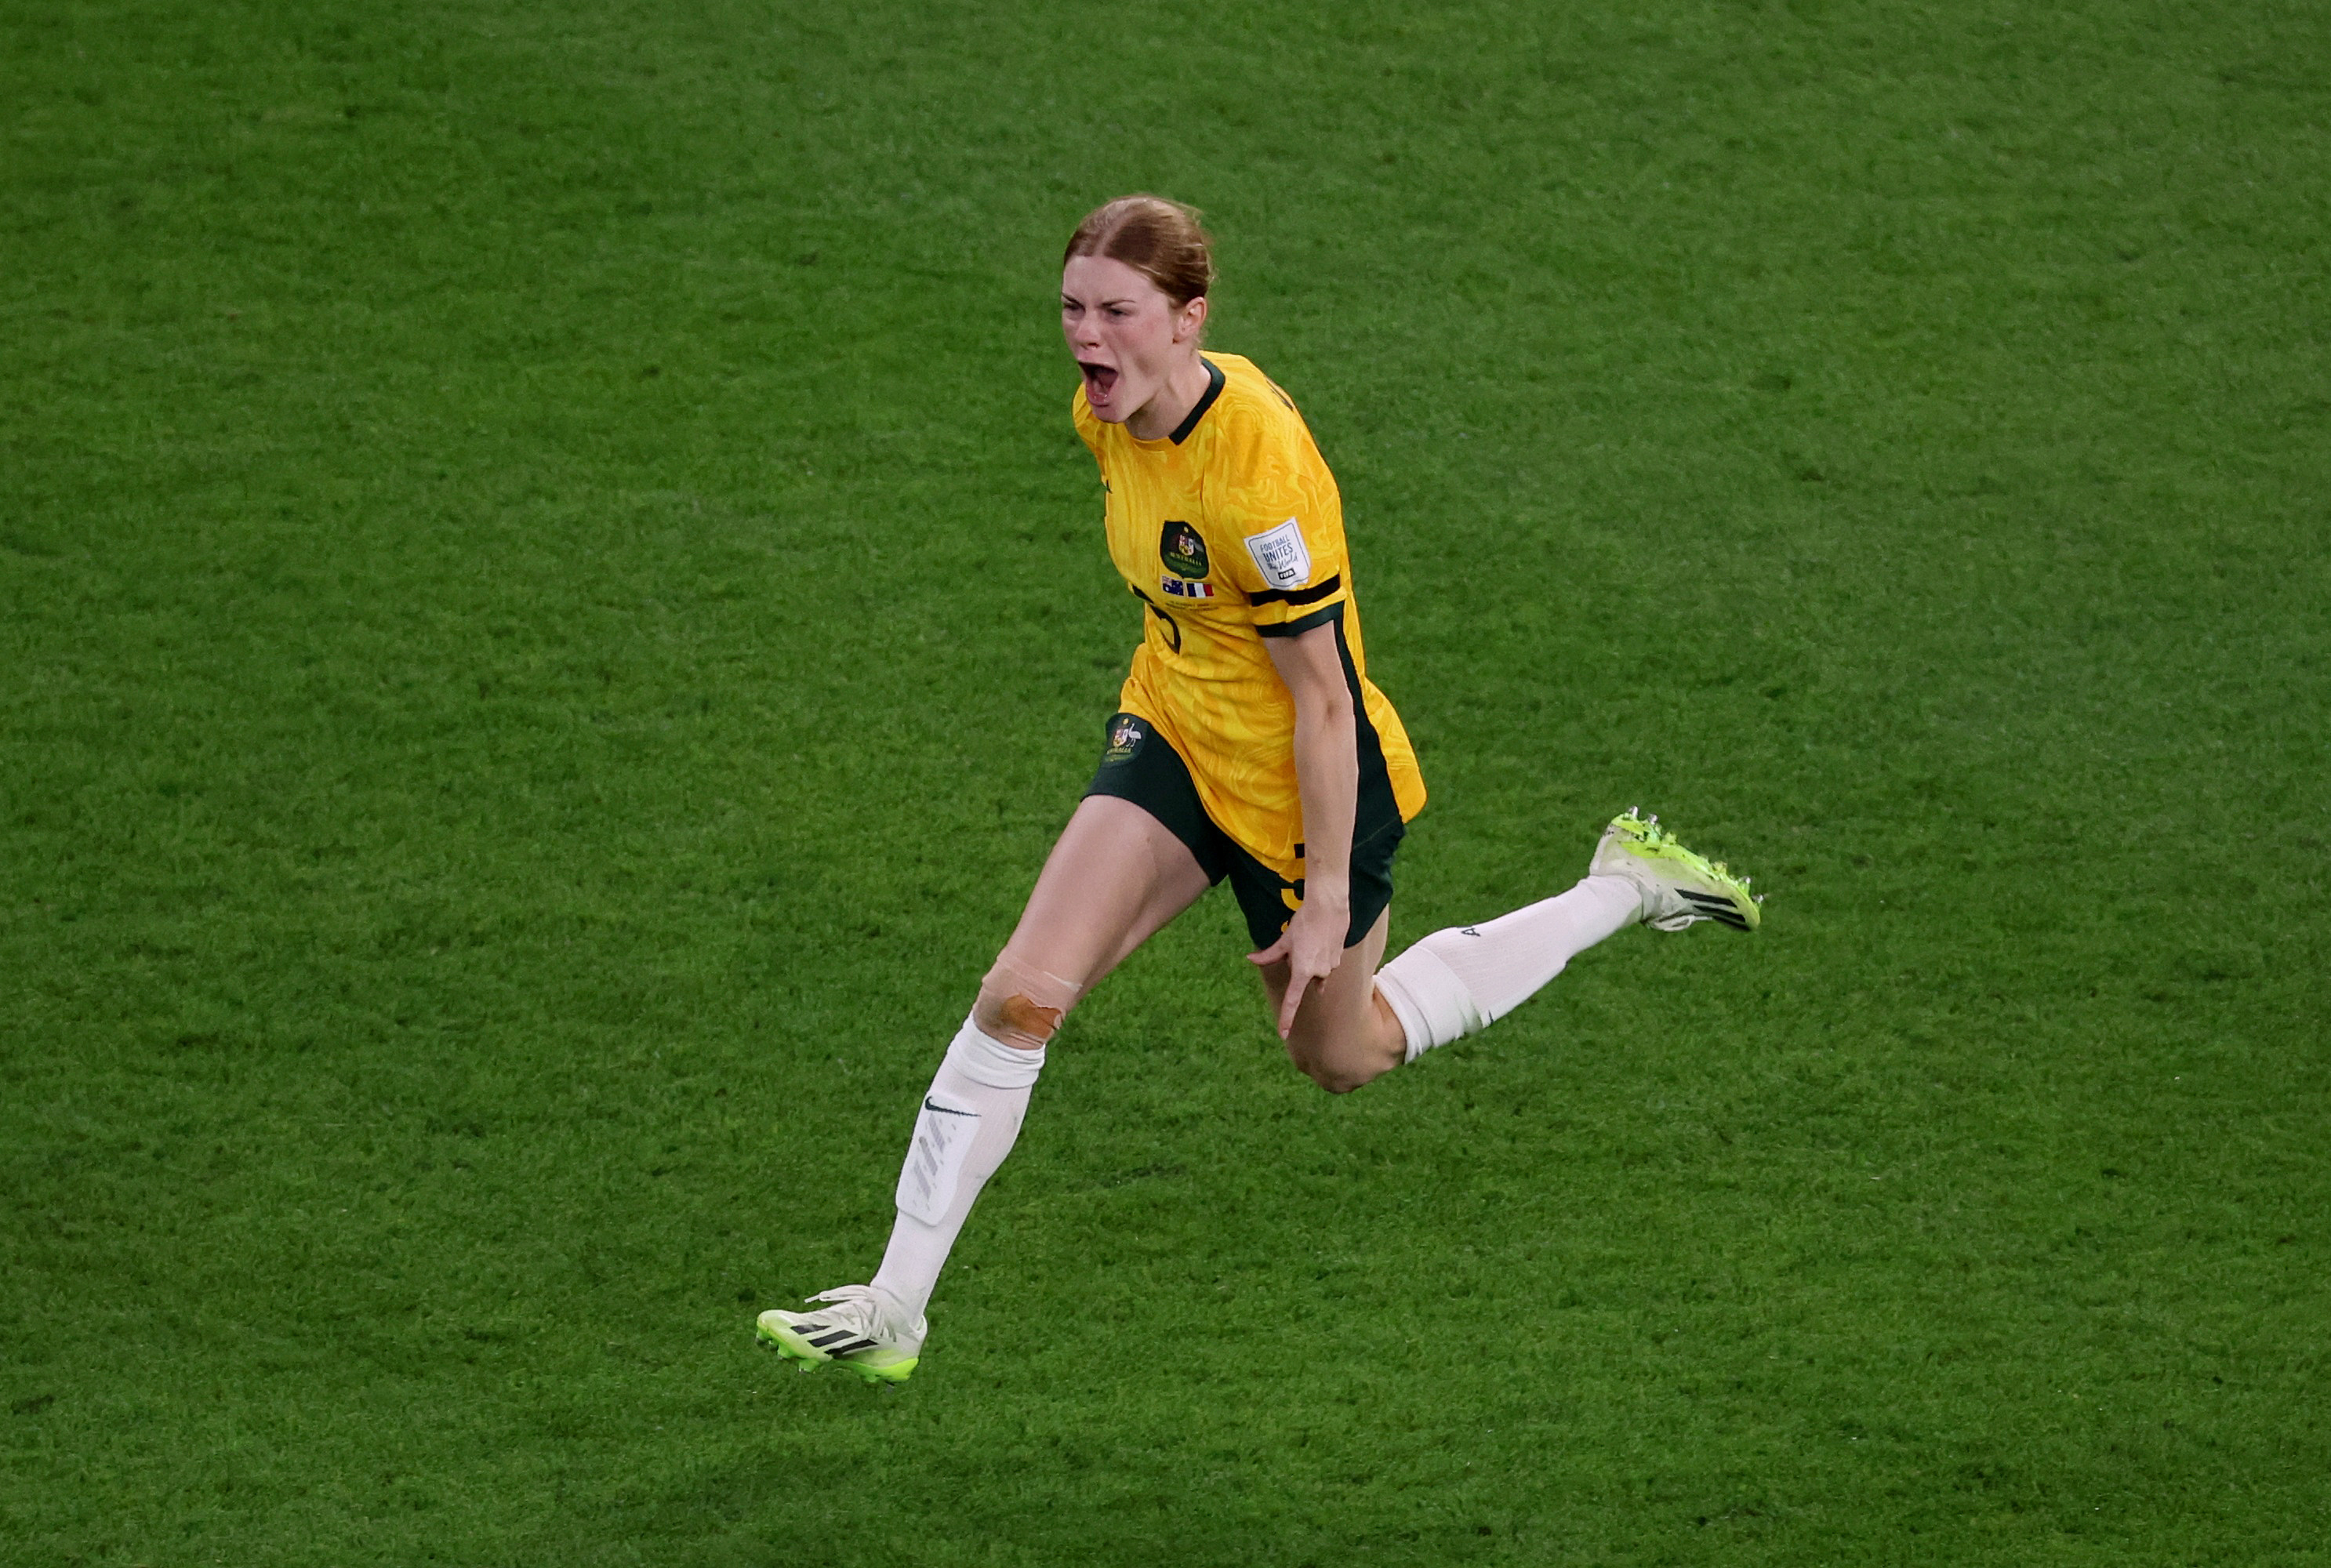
[1244,518,1312,590]
[1101,713,1148,765]
[1160,576,1215,599]
[1160,520,1210,579]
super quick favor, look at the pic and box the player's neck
[1127,352,1212,442]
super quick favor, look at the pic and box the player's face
[1061,254,1204,426]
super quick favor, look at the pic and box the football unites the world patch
[1244,517,1312,590]
[1160,520,1210,580]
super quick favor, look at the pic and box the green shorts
[1084,711,1403,951]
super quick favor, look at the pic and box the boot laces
[802,1285,888,1338]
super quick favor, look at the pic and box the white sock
[868,1016,1044,1333]
[1374,875,1642,1062]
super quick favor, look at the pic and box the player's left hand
[1249,892,1349,1040]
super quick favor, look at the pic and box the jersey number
[1146,601,1182,654]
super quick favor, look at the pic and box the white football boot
[755,1285,924,1385]
[1589,809,1762,932]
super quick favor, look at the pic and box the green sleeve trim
[1256,601,1345,639]
[1249,572,1342,608]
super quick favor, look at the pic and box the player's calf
[1269,926,1405,1092]
[1284,985,1408,1092]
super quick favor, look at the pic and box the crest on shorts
[1101,713,1147,765]
[1160,520,1210,580]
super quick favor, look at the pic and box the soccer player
[757,196,1759,1382]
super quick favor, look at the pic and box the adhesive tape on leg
[973,953,1085,1050]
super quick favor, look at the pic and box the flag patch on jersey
[1160,576,1215,599]
[1244,518,1312,590]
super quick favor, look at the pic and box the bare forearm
[1291,694,1358,898]
[1258,621,1364,1031]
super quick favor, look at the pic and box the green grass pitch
[5,0,2327,1562]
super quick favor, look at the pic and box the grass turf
[5,0,2328,1562]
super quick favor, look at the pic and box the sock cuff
[945,1014,1045,1091]
[1374,964,1434,1065]
[1376,942,1484,1062]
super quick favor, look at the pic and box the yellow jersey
[1072,351,1426,880]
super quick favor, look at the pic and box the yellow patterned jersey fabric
[1072,351,1426,880]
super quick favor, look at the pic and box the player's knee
[973,953,1085,1051]
[975,989,1063,1048]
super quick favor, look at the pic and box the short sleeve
[1212,406,1350,638]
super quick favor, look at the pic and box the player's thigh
[999,793,1212,990]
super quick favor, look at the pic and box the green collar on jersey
[1168,357,1227,445]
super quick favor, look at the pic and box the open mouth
[1079,361,1119,401]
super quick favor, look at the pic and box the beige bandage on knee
[972,953,1087,1049]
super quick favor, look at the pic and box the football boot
[1589,808,1762,932]
[756,1285,923,1385]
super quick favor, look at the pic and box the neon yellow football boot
[755,1286,922,1385]
[1589,808,1763,932]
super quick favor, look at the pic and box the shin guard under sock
[868,1017,1044,1330]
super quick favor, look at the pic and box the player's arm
[1254,619,1356,1038]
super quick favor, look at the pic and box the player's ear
[1175,294,1208,344]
